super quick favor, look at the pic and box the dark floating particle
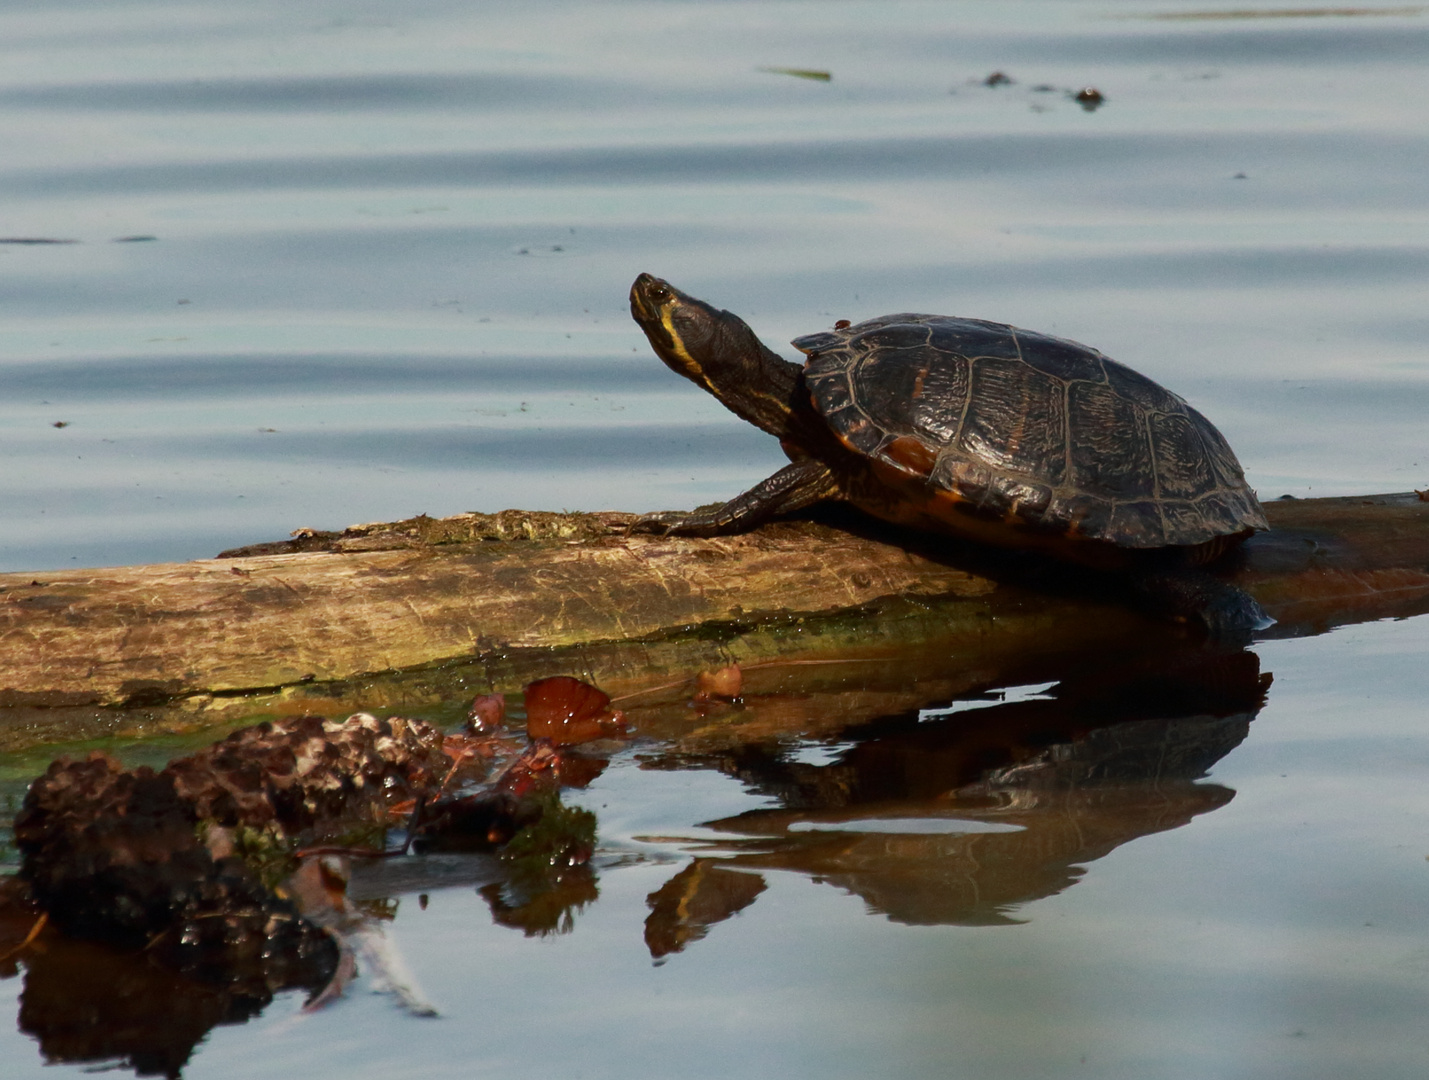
[983,71,1014,87]
[0,237,78,245]
[1073,87,1106,111]
[758,66,832,82]
[113,235,157,243]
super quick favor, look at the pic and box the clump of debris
[7,678,628,1002]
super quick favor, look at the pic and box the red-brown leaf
[524,676,628,746]
[467,692,507,733]
[693,663,743,702]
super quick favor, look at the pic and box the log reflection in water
[0,645,1272,1065]
[640,646,1270,942]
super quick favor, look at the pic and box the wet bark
[0,492,1425,750]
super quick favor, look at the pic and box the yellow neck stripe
[659,308,717,393]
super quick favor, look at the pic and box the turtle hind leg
[632,458,839,537]
[1130,568,1274,640]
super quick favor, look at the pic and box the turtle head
[629,273,802,437]
[629,273,736,390]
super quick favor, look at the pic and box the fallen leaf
[524,676,628,745]
[467,692,507,733]
[694,664,743,702]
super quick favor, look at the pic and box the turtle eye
[649,283,671,302]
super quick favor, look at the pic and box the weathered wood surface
[0,492,1425,750]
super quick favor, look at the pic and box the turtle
[627,273,1271,634]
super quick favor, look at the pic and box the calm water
[1,1,1427,1077]
[1,0,1426,570]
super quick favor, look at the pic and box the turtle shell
[794,314,1267,550]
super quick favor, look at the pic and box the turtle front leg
[632,458,839,537]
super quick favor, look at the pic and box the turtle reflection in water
[641,645,1272,941]
[628,274,1270,634]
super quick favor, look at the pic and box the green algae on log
[0,493,1425,751]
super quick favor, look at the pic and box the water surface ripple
[2,1,1424,569]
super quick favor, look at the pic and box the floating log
[0,492,1425,751]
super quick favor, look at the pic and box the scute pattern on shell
[795,314,1267,548]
